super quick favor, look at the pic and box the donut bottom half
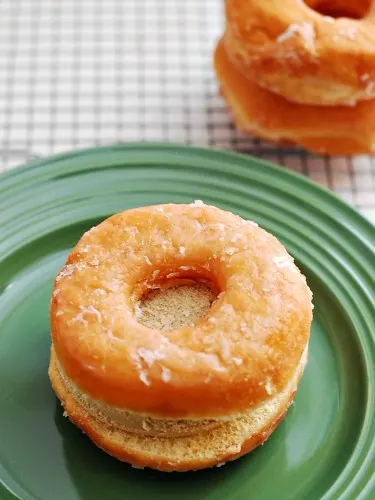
[214,39,375,156]
[49,346,308,472]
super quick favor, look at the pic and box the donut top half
[50,202,313,419]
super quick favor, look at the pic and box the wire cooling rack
[0,0,374,221]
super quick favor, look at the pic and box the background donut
[214,39,375,155]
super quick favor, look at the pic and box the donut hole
[136,278,218,332]
[305,0,372,19]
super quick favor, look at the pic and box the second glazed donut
[214,39,375,155]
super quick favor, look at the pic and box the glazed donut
[224,0,375,106]
[214,39,375,155]
[49,202,312,470]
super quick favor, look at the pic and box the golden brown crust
[224,0,375,106]
[50,203,312,418]
[214,39,375,155]
[49,347,304,471]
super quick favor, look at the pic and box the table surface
[0,0,374,222]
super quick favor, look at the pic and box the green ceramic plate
[0,144,374,500]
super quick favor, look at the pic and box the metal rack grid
[0,0,374,221]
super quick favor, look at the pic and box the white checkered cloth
[0,0,374,221]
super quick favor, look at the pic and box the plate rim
[0,143,374,500]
